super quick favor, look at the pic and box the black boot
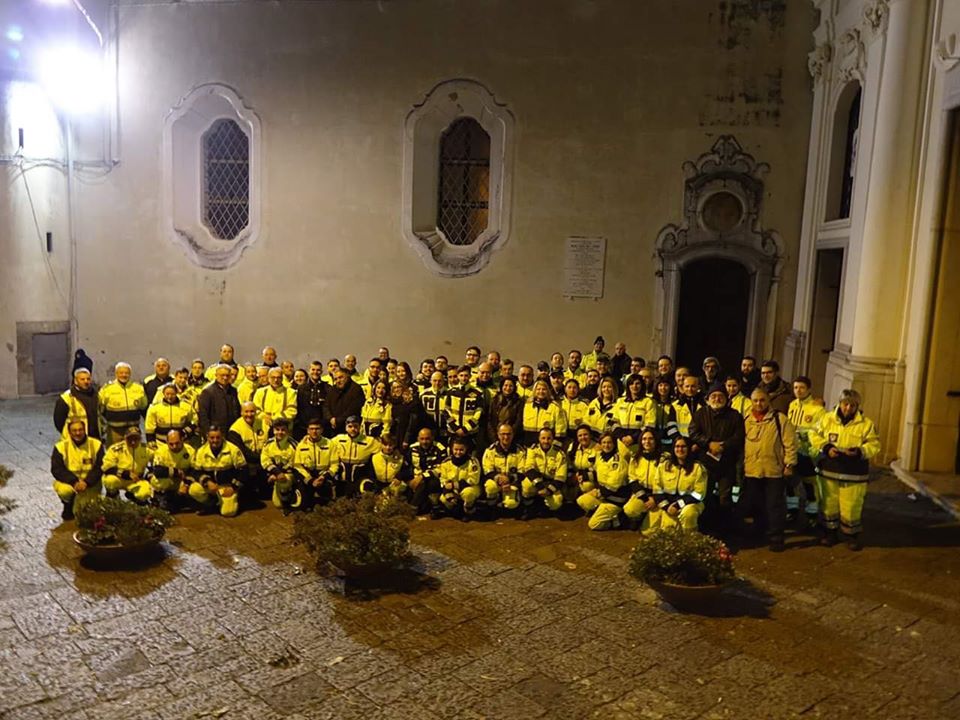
[60,502,74,521]
[845,533,863,551]
[819,528,838,547]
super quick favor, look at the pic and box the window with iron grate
[202,119,250,240]
[437,118,490,246]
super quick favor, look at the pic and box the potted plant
[73,496,174,559]
[292,495,415,580]
[629,529,735,611]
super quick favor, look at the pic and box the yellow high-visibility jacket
[99,381,147,431]
[253,385,298,425]
[293,436,338,480]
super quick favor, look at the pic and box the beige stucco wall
[0,0,815,395]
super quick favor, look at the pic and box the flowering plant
[75,496,173,546]
[629,529,735,586]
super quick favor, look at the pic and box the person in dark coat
[294,361,329,440]
[689,384,745,528]
[197,365,241,438]
[759,360,792,415]
[390,381,421,450]
[53,368,101,440]
[325,368,365,437]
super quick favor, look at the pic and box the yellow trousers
[53,480,101,510]
[657,504,701,532]
[188,482,239,517]
[577,492,623,530]
[484,480,520,510]
[815,476,867,535]
[521,479,563,512]
[103,474,153,502]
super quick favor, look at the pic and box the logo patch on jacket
[829,433,838,443]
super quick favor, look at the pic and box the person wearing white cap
[98,362,148,445]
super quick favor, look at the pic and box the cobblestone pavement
[1,397,959,719]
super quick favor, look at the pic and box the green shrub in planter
[629,529,735,587]
[292,495,415,575]
[75,496,174,546]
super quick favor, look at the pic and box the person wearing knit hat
[689,384,745,530]
[583,336,605,372]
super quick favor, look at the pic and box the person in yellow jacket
[99,362,148,445]
[236,363,260,404]
[228,402,270,502]
[260,419,298,514]
[444,366,484,449]
[738,389,798,551]
[148,429,195,512]
[577,432,630,530]
[51,419,104,519]
[809,389,881,550]
[585,377,619,437]
[145,384,197,447]
[294,418,340,509]
[613,375,655,455]
[567,424,599,505]
[190,425,247,517]
[437,436,483,519]
[482,423,526,515]
[332,416,381,496]
[725,375,753,418]
[520,380,568,446]
[253,368,297,435]
[624,430,665,532]
[560,380,589,445]
[582,336,605,372]
[653,436,708,532]
[521,428,569,517]
[788,376,827,523]
[102,426,154,503]
[361,381,393,439]
[365,433,405,497]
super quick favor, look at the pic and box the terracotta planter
[72,530,164,560]
[646,579,731,612]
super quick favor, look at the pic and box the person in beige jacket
[737,388,798,552]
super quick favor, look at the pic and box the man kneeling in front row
[51,419,105,520]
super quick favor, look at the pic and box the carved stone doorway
[675,258,751,375]
[653,136,784,363]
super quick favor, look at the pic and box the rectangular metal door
[32,332,69,395]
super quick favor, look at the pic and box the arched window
[202,119,250,241]
[402,79,514,277]
[437,118,490,246]
[825,82,862,221]
[162,84,262,270]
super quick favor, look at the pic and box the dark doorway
[675,258,750,376]
[808,248,844,395]
[32,332,69,395]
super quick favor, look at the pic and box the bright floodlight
[37,45,104,114]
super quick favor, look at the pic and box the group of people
[50,337,881,550]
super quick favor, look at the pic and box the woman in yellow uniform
[654,437,707,532]
[624,430,664,533]
[577,432,630,530]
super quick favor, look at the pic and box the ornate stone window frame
[161,83,262,270]
[653,136,785,360]
[402,79,514,277]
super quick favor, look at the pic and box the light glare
[6,26,24,42]
[37,45,104,114]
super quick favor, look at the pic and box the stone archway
[652,136,785,364]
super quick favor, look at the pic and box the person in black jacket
[689,384,745,529]
[325,368,365,437]
[390,381,421,450]
[197,365,241,438]
[54,369,101,440]
[294,361,329,440]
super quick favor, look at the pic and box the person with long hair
[395,361,417,395]
[624,429,664,532]
[652,376,679,450]
[521,379,568,447]
[586,377,619,437]
[361,380,393,438]
[577,432,630,530]
[486,375,523,447]
[560,380,589,448]
[613,374,655,454]
[653,436,707,532]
